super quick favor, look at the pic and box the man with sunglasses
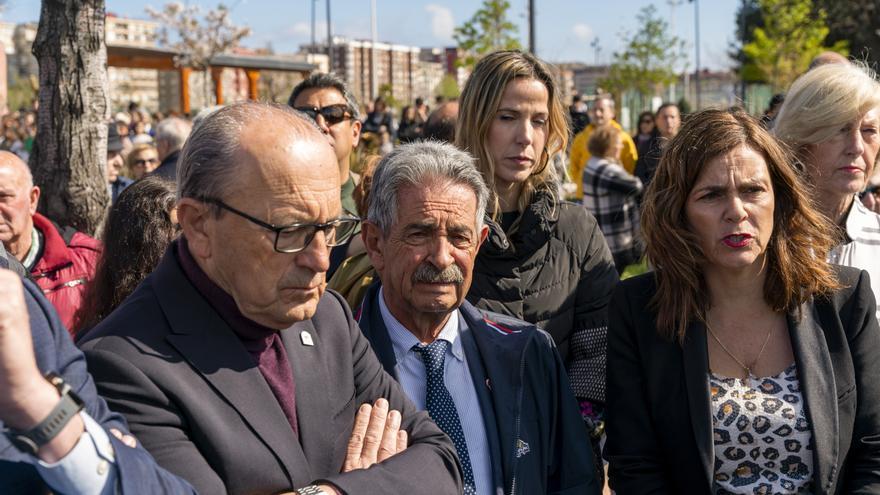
[78,102,462,495]
[288,74,362,219]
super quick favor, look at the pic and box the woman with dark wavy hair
[606,108,880,493]
[73,176,178,335]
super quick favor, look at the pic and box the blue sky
[5,0,739,70]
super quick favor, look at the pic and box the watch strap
[297,485,325,495]
[5,373,85,455]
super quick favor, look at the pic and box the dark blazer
[605,267,880,494]
[358,283,598,495]
[77,247,462,495]
[0,269,195,493]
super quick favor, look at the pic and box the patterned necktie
[413,340,477,495]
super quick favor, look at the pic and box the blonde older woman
[773,62,880,318]
[125,142,160,180]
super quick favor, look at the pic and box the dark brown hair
[73,176,179,335]
[641,108,839,341]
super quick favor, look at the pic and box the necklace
[705,321,774,380]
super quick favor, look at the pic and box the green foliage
[7,74,37,112]
[677,97,692,115]
[816,0,880,68]
[377,83,401,110]
[453,0,521,70]
[741,0,847,91]
[434,74,460,100]
[599,5,686,109]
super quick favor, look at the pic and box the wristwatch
[297,486,325,495]
[4,372,85,456]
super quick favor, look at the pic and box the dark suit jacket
[358,283,598,495]
[78,247,462,495]
[0,275,195,494]
[605,267,880,494]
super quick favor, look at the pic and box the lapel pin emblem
[300,330,314,346]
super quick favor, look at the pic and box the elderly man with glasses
[77,102,463,495]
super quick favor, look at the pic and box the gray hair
[288,73,361,120]
[176,101,323,207]
[367,141,489,234]
[155,117,193,153]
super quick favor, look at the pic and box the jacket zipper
[508,345,528,495]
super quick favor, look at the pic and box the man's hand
[0,269,86,462]
[0,269,47,428]
[342,398,408,472]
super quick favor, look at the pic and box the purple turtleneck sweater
[176,238,299,436]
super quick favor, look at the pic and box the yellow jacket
[569,120,638,198]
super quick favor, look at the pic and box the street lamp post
[326,0,333,73]
[689,0,701,109]
[528,0,536,54]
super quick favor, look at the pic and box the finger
[377,409,401,462]
[109,428,138,448]
[360,398,389,466]
[396,428,408,454]
[343,403,372,471]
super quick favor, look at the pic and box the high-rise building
[301,37,446,109]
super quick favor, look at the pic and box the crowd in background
[4,47,880,495]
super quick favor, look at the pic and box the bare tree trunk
[30,0,109,235]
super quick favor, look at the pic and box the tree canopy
[734,0,847,91]
[453,0,521,70]
[599,5,686,108]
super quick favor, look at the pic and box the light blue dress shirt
[379,288,493,495]
[33,411,118,495]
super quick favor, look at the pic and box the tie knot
[412,339,449,373]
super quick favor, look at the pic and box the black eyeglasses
[294,104,353,126]
[202,197,360,253]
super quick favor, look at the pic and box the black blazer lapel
[788,302,838,494]
[682,321,714,490]
[155,253,307,485]
[357,283,399,377]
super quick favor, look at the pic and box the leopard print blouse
[709,364,813,494]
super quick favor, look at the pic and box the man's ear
[28,187,40,216]
[477,224,489,249]
[177,198,213,259]
[350,119,362,147]
[361,221,385,272]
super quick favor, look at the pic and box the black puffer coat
[467,190,618,403]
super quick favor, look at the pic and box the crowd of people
[2,47,880,495]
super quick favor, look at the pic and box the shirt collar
[377,287,464,363]
[844,195,876,243]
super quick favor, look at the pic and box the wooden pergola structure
[106,45,317,114]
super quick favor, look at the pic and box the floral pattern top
[709,364,813,494]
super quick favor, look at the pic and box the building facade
[302,37,446,109]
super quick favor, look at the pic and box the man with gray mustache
[357,141,598,495]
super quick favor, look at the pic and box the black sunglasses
[294,104,353,126]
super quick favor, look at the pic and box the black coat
[78,243,462,495]
[467,191,618,403]
[606,268,880,494]
[357,282,599,495]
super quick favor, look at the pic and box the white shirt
[33,411,118,495]
[828,198,880,321]
[378,288,494,495]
